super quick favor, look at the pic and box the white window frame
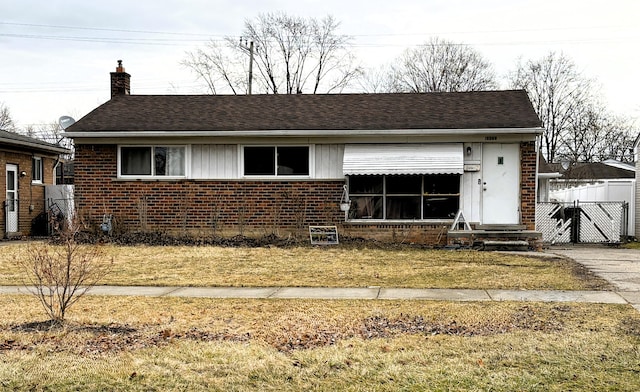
[117,145,189,179]
[240,145,314,179]
[32,156,43,184]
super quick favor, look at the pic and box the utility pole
[240,38,255,95]
[248,40,254,95]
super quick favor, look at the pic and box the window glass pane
[165,147,185,176]
[424,174,460,195]
[387,196,421,219]
[121,147,151,175]
[244,147,275,175]
[277,147,309,175]
[32,157,42,181]
[386,175,421,194]
[349,196,383,219]
[423,196,459,219]
[6,171,15,191]
[154,147,167,175]
[348,175,383,194]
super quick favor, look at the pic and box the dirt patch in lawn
[2,304,575,355]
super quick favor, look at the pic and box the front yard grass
[1,295,639,391]
[0,243,636,390]
[0,243,611,290]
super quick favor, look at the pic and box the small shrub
[17,219,113,324]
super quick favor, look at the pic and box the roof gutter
[0,138,70,154]
[64,127,544,139]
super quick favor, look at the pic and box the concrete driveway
[549,246,640,310]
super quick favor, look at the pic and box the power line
[0,21,218,37]
[1,20,637,47]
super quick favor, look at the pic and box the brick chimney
[110,60,130,98]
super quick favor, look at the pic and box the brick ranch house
[1,130,69,237]
[64,63,544,245]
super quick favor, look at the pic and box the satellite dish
[59,116,76,130]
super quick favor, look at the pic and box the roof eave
[538,172,562,179]
[64,127,544,139]
[0,137,71,154]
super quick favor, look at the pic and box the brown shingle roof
[67,90,542,132]
[561,162,635,180]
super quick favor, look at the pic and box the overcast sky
[1,0,639,129]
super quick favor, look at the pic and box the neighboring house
[64,62,543,245]
[0,130,69,237]
[549,160,635,191]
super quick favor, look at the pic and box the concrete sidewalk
[549,248,640,291]
[548,247,640,311]
[0,285,634,308]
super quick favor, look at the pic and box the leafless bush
[18,219,113,324]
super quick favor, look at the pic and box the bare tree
[18,220,113,324]
[183,13,361,94]
[357,65,395,93]
[21,121,74,158]
[182,40,246,95]
[510,52,635,163]
[385,37,497,93]
[559,103,605,163]
[592,114,635,163]
[0,102,16,131]
[509,52,593,163]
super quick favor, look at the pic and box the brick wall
[75,143,539,243]
[520,141,537,230]
[343,223,449,245]
[75,145,346,237]
[0,151,55,235]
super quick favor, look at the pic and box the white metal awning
[342,143,464,175]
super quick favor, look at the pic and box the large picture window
[348,174,460,220]
[120,146,186,177]
[244,146,309,176]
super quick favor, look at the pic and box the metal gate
[536,201,628,244]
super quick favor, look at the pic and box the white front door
[5,164,18,232]
[481,144,520,224]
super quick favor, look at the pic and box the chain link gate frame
[536,201,628,244]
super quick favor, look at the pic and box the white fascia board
[538,172,562,179]
[64,127,544,139]
[0,137,70,154]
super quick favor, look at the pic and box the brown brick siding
[520,141,537,230]
[0,150,55,235]
[343,223,449,245]
[75,143,538,243]
[75,145,345,237]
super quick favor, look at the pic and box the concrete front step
[482,240,530,251]
[447,230,543,250]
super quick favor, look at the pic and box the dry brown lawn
[1,295,639,391]
[0,243,610,290]
[0,242,636,390]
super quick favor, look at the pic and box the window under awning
[342,143,464,175]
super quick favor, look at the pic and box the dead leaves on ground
[1,305,578,355]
